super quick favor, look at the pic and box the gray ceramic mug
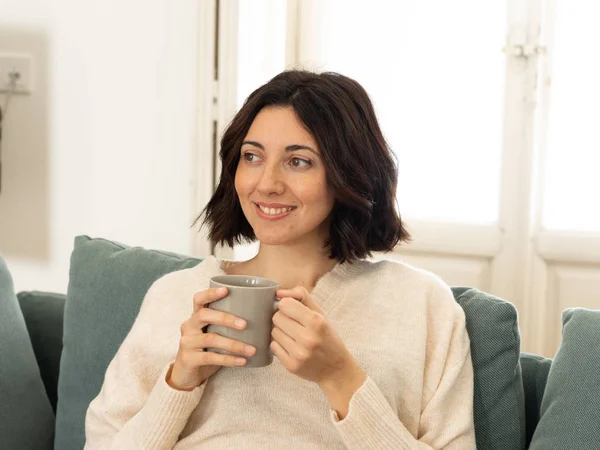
[207,275,280,368]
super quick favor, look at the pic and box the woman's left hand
[270,287,365,389]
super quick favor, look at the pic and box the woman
[85,70,476,449]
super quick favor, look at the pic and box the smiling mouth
[257,204,294,215]
[253,203,297,218]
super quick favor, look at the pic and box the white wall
[0,0,201,293]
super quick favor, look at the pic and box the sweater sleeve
[330,353,475,449]
[84,276,206,450]
[331,273,476,449]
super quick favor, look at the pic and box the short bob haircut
[197,70,410,263]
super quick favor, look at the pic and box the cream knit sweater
[84,257,476,449]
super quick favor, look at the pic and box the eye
[242,152,261,163]
[289,157,312,169]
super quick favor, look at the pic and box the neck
[245,241,337,292]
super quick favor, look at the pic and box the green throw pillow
[54,236,202,450]
[529,308,600,449]
[0,254,55,450]
[451,287,526,450]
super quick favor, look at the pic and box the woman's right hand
[167,287,256,391]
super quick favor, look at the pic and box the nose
[256,163,285,196]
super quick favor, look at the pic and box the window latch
[502,44,546,58]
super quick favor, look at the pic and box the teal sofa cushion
[17,291,66,413]
[520,352,552,447]
[54,236,202,450]
[451,287,525,450]
[0,255,55,450]
[529,308,600,449]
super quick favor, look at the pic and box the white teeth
[258,205,293,215]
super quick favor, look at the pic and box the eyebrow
[242,140,320,157]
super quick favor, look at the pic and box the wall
[0,0,201,293]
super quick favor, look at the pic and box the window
[203,0,600,358]
[542,3,600,232]
[300,0,506,224]
[236,0,287,108]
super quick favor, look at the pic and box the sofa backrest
[20,290,550,450]
[519,352,552,447]
[17,291,66,413]
[12,237,553,450]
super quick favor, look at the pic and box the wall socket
[0,54,33,94]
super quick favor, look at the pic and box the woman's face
[235,106,335,247]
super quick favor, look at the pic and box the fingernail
[218,287,227,295]
[244,345,255,356]
[235,357,246,365]
[235,319,246,329]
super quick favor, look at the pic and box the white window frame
[288,0,549,313]
[194,0,546,274]
[193,0,600,356]
[192,0,240,258]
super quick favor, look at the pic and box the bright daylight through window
[299,0,506,224]
[237,1,506,225]
[541,3,600,232]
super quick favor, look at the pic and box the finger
[185,350,248,368]
[270,339,291,367]
[193,287,228,313]
[271,326,302,358]
[276,296,323,328]
[277,287,323,314]
[272,310,305,342]
[180,333,255,357]
[276,286,306,302]
[192,308,247,332]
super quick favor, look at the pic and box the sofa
[1,235,599,450]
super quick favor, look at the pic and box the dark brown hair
[196,70,410,263]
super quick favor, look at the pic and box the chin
[253,232,294,246]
